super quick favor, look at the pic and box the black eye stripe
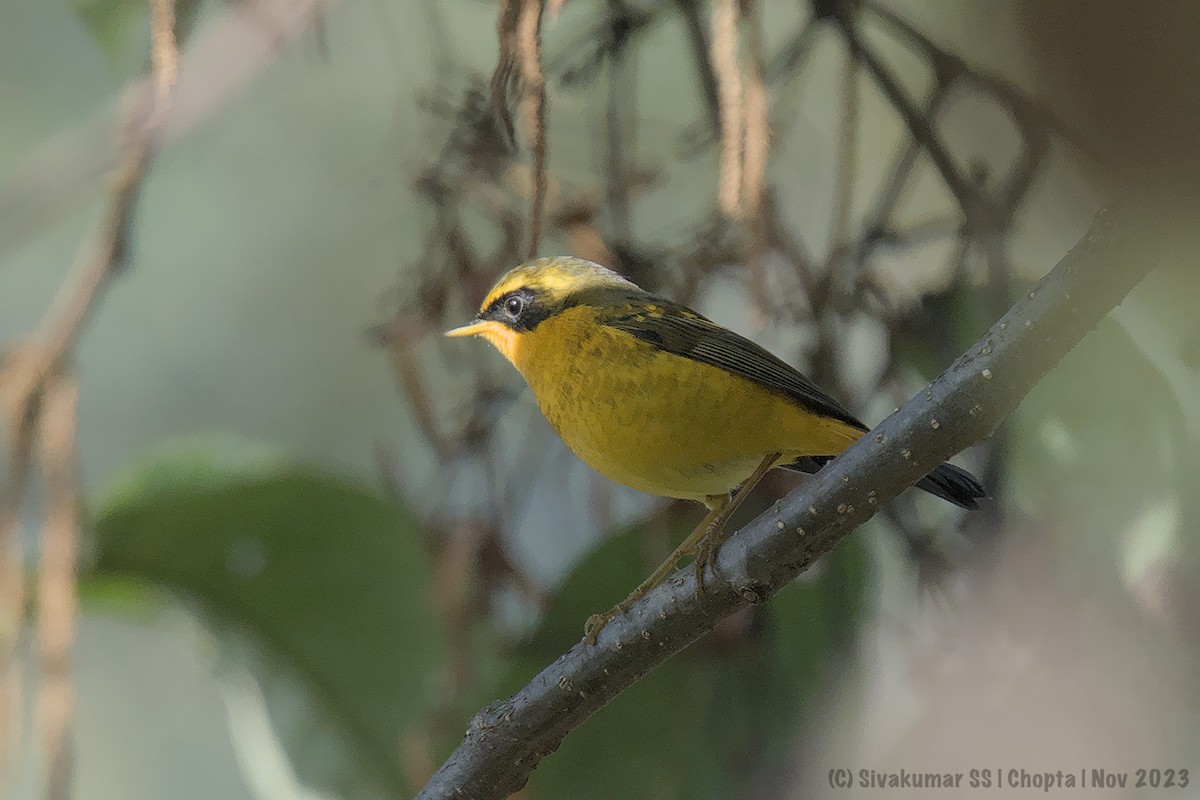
[481,292,521,318]
[480,287,555,332]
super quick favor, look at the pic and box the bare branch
[603,0,636,242]
[838,20,976,213]
[36,376,80,800]
[0,0,335,262]
[827,44,861,301]
[740,0,768,218]
[711,0,744,218]
[415,201,1173,799]
[517,0,549,258]
[673,0,722,135]
[0,0,181,787]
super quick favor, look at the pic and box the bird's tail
[781,457,985,510]
[913,461,985,509]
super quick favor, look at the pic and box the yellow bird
[447,257,983,639]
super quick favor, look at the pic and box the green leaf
[495,510,870,800]
[86,436,444,797]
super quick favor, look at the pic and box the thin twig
[740,0,768,219]
[765,16,818,84]
[853,81,950,272]
[673,0,722,135]
[837,20,977,214]
[862,0,1097,181]
[377,327,459,462]
[36,376,80,800]
[5,0,179,398]
[0,344,36,781]
[741,0,769,312]
[710,0,744,219]
[0,0,181,788]
[604,0,634,242]
[150,0,179,124]
[517,0,548,258]
[0,0,336,262]
[827,43,861,303]
[491,0,521,146]
[761,190,821,311]
[416,202,1172,799]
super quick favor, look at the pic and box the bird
[446,257,984,640]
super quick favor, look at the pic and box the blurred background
[2,1,1198,798]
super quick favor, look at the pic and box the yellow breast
[512,306,861,503]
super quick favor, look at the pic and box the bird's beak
[444,320,495,338]
[444,319,520,364]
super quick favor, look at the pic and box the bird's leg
[692,452,779,593]
[583,452,780,644]
[584,496,731,643]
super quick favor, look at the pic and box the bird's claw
[583,612,611,644]
[584,598,634,644]
[692,525,725,598]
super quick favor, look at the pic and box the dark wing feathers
[588,289,986,510]
[597,295,867,431]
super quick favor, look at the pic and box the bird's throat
[479,325,521,365]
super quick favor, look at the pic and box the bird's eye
[504,295,525,317]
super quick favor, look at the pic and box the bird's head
[445,257,637,364]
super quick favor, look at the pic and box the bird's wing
[600,297,868,431]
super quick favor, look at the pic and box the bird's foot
[583,595,640,644]
[692,524,728,597]
[584,505,736,641]
[583,611,613,644]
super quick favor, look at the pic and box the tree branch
[416,200,1176,799]
[0,0,335,262]
[0,0,180,784]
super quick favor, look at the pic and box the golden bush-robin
[447,257,983,639]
